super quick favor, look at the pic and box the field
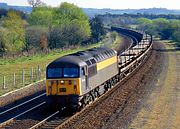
[0,32,122,96]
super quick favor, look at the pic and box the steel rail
[0,93,46,116]
[0,102,46,128]
[29,111,59,129]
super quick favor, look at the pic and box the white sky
[1,0,180,9]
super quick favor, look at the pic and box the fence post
[31,67,33,82]
[22,69,24,85]
[3,76,6,89]
[38,65,41,80]
[13,73,16,86]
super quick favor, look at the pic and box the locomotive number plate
[59,88,66,92]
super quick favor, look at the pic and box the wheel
[90,92,95,101]
[104,83,108,93]
[108,82,111,89]
[95,89,100,98]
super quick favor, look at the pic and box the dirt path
[130,41,180,129]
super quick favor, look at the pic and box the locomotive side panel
[80,55,119,95]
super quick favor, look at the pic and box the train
[46,47,119,109]
[46,27,151,109]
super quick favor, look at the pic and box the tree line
[137,18,180,44]
[99,13,180,45]
[0,1,105,56]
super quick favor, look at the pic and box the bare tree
[27,0,46,8]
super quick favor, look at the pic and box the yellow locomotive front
[46,68,81,96]
[46,55,87,107]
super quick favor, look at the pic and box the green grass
[0,32,121,96]
[111,34,123,48]
[0,43,102,76]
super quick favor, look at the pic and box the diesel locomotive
[46,47,120,108]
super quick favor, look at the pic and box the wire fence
[0,65,47,95]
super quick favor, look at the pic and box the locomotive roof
[48,47,117,68]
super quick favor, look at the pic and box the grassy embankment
[0,32,122,96]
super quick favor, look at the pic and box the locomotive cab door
[81,66,89,92]
[85,65,89,89]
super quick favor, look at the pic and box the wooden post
[22,69,24,85]
[3,76,6,89]
[31,67,33,82]
[38,65,40,80]
[13,73,16,86]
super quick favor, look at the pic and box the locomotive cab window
[63,68,79,77]
[47,68,62,78]
[47,67,79,78]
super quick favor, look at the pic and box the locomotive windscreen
[63,68,79,77]
[47,67,79,78]
[47,68,62,78]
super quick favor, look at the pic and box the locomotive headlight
[60,80,65,84]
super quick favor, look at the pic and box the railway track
[29,109,70,129]
[0,93,46,128]
[27,27,153,129]
[0,102,46,128]
[29,111,61,129]
[0,93,46,116]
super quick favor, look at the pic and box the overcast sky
[1,0,180,9]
